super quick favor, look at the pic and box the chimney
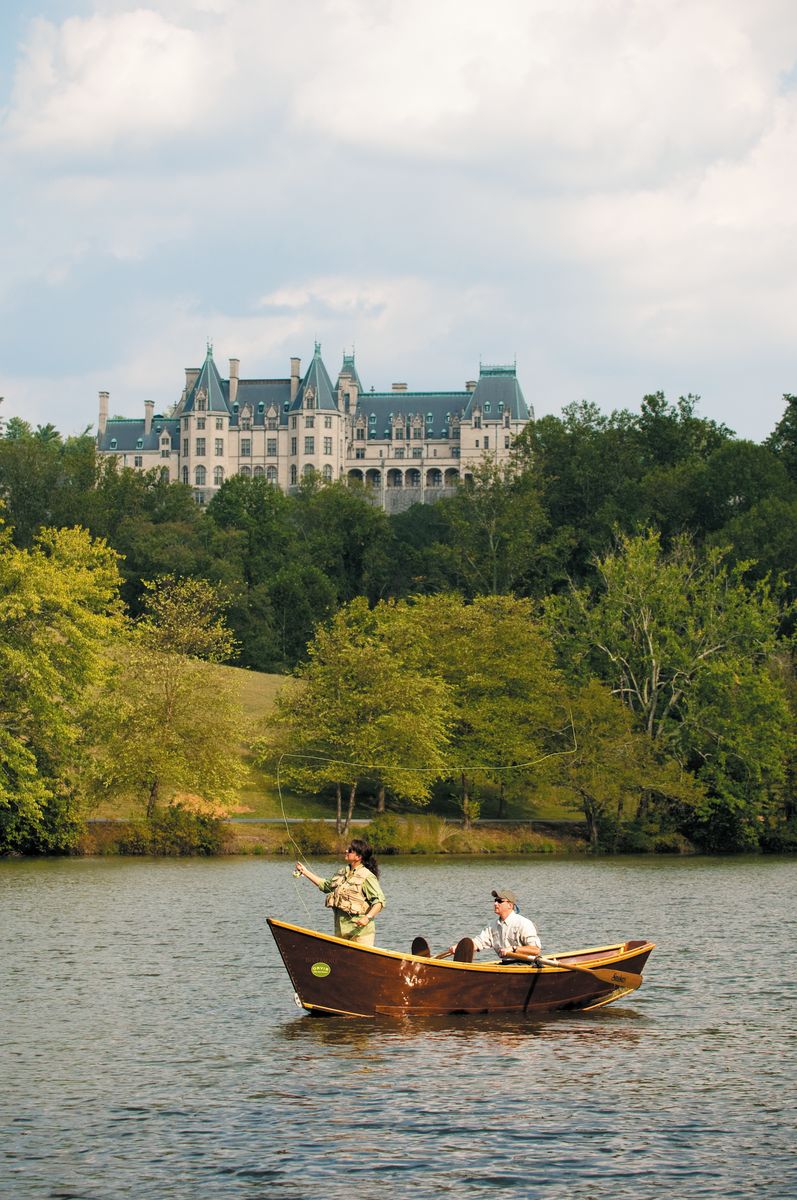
[392,382,408,392]
[144,399,154,436]
[185,367,200,393]
[465,380,477,393]
[290,357,301,402]
[229,358,240,407]
[98,391,109,436]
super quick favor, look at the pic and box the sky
[1,0,797,442]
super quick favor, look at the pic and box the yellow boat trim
[269,918,651,974]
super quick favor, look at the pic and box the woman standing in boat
[294,839,385,947]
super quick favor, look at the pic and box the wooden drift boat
[268,918,655,1018]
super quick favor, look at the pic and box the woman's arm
[295,863,325,889]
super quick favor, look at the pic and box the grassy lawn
[90,662,579,825]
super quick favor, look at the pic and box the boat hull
[267,918,654,1018]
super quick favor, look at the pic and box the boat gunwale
[267,917,654,973]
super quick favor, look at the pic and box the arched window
[303,463,315,477]
[266,465,277,484]
[290,464,297,485]
[194,465,206,486]
[182,467,189,485]
[240,465,251,478]
[213,466,224,486]
[322,463,333,481]
[253,465,264,477]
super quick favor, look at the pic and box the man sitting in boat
[448,889,541,960]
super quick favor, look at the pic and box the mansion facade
[96,343,533,512]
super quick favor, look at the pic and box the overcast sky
[2,0,797,441]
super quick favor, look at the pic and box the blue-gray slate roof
[97,417,179,453]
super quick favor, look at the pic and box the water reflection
[2,855,796,1200]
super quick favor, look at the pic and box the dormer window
[109,438,117,449]
[136,438,143,449]
[484,401,491,414]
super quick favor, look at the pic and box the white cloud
[3,0,797,444]
[3,8,229,153]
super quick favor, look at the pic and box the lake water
[1,855,795,1200]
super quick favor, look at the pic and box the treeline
[2,393,797,853]
[257,548,794,855]
[3,394,797,671]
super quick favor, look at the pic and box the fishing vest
[324,865,373,916]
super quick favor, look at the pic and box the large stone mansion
[96,343,533,512]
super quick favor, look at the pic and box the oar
[410,936,472,961]
[506,952,642,989]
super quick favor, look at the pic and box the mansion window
[323,437,332,455]
[182,438,188,456]
[196,395,206,412]
[195,465,206,486]
[413,428,422,439]
[291,437,297,454]
[241,439,251,456]
[216,417,224,430]
[182,467,189,484]
[240,417,252,431]
[290,465,297,484]
[134,455,143,468]
[304,436,315,454]
[197,418,206,430]
[504,436,510,448]
[324,415,333,429]
[240,466,251,477]
[323,464,333,481]
[161,448,170,458]
[215,438,224,456]
[291,417,297,430]
[483,436,489,450]
[266,466,277,483]
[394,447,405,459]
[267,438,277,456]
[267,418,277,431]
[195,438,206,456]
[452,447,460,458]
[305,415,315,429]
[355,428,364,440]
[412,447,422,458]
[355,448,365,459]
[214,466,224,486]
[253,465,264,478]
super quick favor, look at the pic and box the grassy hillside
[91,661,577,824]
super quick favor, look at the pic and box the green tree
[765,394,797,482]
[256,597,452,832]
[90,577,246,818]
[0,523,124,852]
[545,530,793,848]
[430,457,554,598]
[551,679,704,850]
[400,593,567,825]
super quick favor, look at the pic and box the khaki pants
[334,914,376,947]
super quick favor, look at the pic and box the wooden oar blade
[411,936,431,957]
[453,936,475,963]
[506,953,643,990]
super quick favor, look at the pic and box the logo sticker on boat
[311,962,331,978]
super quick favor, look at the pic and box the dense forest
[1,391,796,854]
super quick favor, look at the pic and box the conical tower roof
[291,342,338,411]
